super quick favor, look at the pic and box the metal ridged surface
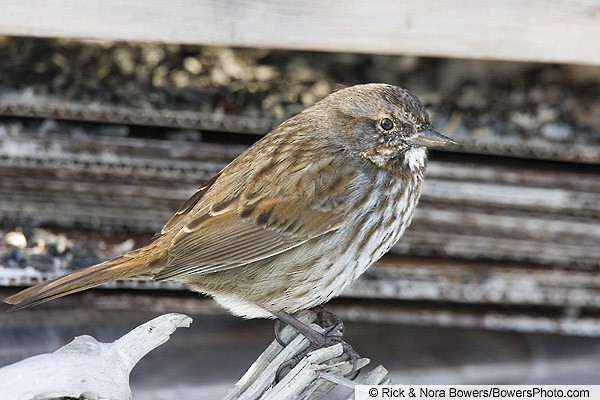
[1,130,598,269]
[0,130,600,268]
[1,126,599,339]
[0,37,598,336]
[2,95,599,164]
[0,96,275,134]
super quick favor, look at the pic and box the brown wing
[152,118,356,280]
[154,198,343,280]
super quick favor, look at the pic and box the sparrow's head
[322,83,456,171]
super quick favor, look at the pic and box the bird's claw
[274,308,364,383]
[313,305,346,337]
[274,319,288,347]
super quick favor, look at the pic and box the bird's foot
[313,305,345,336]
[273,308,362,382]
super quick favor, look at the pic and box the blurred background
[0,1,599,399]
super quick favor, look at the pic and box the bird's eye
[380,118,394,131]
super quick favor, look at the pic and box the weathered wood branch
[0,313,192,400]
[225,310,389,400]
[0,308,388,399]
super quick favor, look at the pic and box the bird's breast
[306,169,424,306]
[344,170,423,272]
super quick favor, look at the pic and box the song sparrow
[4,84,455,320]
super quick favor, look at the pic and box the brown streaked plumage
[4,83,455,317]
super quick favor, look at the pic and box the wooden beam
[1,0,599,65]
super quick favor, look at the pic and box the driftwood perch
[225,310,390,400]
[0,310,388,399]
[0,313,192,400]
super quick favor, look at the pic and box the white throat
[403,147,427,172]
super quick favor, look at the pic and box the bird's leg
[274,307,343,346]
[273,308,362,381]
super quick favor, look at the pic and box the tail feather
[4,245,164,311]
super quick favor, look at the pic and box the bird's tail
[3,244,165,311]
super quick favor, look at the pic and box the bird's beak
[407,125,457,148]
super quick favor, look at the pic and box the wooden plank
[0,0,599,65]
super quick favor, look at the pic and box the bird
[4,84,455,332]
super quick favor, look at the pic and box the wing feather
[154,199,343,280]
[152,130,356,280]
